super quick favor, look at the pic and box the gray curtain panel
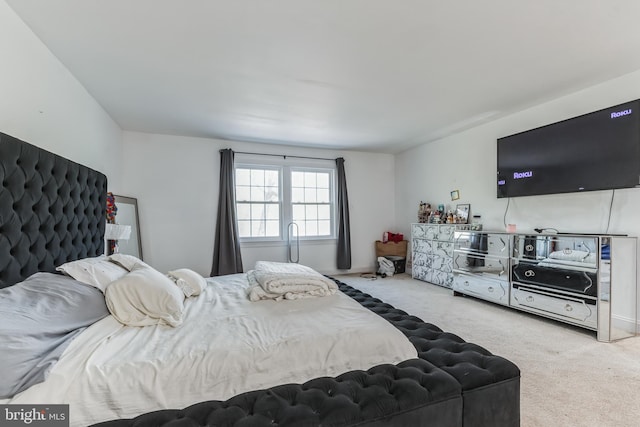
[336,157,352,269]
[211,149,243,276]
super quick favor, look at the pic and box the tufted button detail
[0,133,107,287]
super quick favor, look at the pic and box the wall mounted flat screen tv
[497,99,640,198]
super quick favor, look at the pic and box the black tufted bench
[340,283,521,427]
[93,280,520,427]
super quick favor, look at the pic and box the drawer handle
[524,270,535,277]
[525,244,534,252]
[463,281,470,287]
[526,295,534,302]
[499,237,506,250]
[488,286,494,293]
[565,304,573,312]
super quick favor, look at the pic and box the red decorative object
[106,192,117,254]
[106,192,117,224]
[383,232,404,243]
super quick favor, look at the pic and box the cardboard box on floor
[375,240,408,257]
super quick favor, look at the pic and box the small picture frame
[450,190,460,201]
[456,204,470,224]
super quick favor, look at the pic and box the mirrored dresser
[509,233,637,342]
[452,231,511,306]
[446,230,637,342]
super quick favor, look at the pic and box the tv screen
[497,99,640,198]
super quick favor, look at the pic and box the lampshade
[105,223,132,240]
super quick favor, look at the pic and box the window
[235,162,335,241]
[235,167,281,238]
[291,170,332,237]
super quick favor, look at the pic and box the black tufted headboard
[0,132,107,288]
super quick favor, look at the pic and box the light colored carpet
[334,273,640,427]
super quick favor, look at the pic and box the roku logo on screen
[611,109,632,118]
[513,171,533,179]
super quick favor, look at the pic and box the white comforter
[2,273,417,426]
[247,261,339,301]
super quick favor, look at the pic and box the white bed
[2,272,417,426]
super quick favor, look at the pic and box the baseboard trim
[611,313,640,335]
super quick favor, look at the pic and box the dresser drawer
[455,232,510,257]
[510,284,597,328]
[412,224,439,240]
[433,254,453,273]
[412,265,431,282]
[512,234,598,264]
[453,252,508,281]
[412,238,433,254]
[434,225,455,241]
[431,270,453,288]
[412,223,429,239]
[433,241,453,257]
[453,273,508,305]
[511,260,597,297]
[412,251,431,268]
[413,224,455,241]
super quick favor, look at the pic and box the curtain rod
[232,150,336,162]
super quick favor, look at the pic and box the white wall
[0,0,123,188]
[121,131,395,276]
[395,69,640,324]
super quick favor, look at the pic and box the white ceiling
[8,0,640,153]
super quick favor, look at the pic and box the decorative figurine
[418,201,431,223]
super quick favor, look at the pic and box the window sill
[240,238,337,248]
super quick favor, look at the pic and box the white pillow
[167,268,207,297]
[105,263,185,327]
[56,255,128,292]
[548,250,593,262]
[108,253,149,271]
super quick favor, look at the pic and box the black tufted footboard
[93,279,520,427]
[339,282,521,427]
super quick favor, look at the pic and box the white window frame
[235,157,336,244]
[288,166,336,241]
[234,164,283,242]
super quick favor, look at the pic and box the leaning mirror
[110,195,143,260]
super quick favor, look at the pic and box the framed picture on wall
[456,204,470,224]
[450,190,460,201]
[112,195,143,259]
